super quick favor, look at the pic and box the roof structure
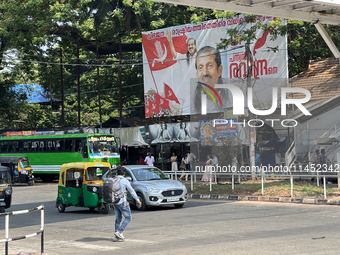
[289,57,340,100]
[287,57,340,123]
[152,0,340,25]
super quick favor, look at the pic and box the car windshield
[132,168,167,181]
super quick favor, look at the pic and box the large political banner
[142,16,288,117]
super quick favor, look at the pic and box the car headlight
[92,187,97,192]
[182,184,187,191]
[146,186,160,193]
[5,189,11,195]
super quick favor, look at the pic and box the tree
[0,1,338,129]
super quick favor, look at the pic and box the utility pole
[60,48,65,130]
[246,43,256,179]
[119,37,123,128]
[77,43,81,129]
[96,31,102,128]
[48,64,53,129]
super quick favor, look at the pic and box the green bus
[0,133,120,182]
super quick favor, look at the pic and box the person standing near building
[113,166,141,241]
[144,152,155,166]
[314,149,321,166]
[320,148,327,170]
[170,152,178,171]
[187,149,196,171]
[139,155,145,165]
[212,154,218,184]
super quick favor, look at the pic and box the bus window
[18,141,24,152]
[55,140,62,152]
[0,142,8,153]
[65,139,73,152]
[32,141,38,152]
[24,141,31,152]
[82,140,88,158]
[75,139,82,152]
[8,142,14,153]
[47,140,53,152]
[39,141,45,152]
[88,136,118,158]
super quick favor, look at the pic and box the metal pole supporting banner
[246,43,256,180]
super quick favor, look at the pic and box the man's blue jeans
[114,202,132,234]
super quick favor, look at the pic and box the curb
[188,194,340,206]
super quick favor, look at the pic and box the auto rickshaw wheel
[57,200,66,213]
[28,180,34,186]
[100,203,109,214]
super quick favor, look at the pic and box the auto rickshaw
[0,165,12,213]
[0,157,34,186]
[56,161,111,214]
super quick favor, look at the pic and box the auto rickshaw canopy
[58,162,111,186]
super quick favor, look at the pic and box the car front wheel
[136,193,147,211]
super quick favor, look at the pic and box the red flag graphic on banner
[164,83,180,104]
[145,103,151,118]
[149,97,159,115]
[142,34,187,72]
[155,93,170,110]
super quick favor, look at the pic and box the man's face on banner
[196,51,223,87]
[187,39,196,56]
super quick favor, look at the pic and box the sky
[12,83,49,103]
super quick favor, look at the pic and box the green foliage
[211,137,242,167]
[0,1,338,130]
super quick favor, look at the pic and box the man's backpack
[103,177,125,204]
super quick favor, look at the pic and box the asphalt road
[0,182,339,255]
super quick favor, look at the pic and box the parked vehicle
[0,165,12,213]
[103,165,188,211]
[56,161,111,214]
[0,156,34,185]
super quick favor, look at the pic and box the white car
[103,165,187,210]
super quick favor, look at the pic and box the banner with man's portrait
[142,16,288,117]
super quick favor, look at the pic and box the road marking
[48,241,121,251]
[124,239,158,244]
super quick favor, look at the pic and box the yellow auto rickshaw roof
[59,161,111,174]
